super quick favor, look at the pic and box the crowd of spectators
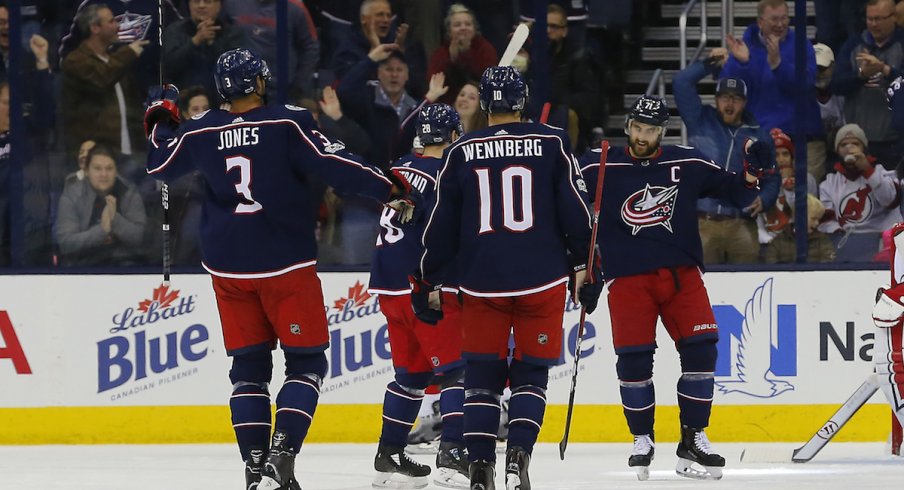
[3,0,904,269]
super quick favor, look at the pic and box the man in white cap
[817,123,902,262]
[814,42,846,182]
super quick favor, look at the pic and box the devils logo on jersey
[838,186,873,226]
[621,183,679,235]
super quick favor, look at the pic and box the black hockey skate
[245,448,265,490]
[258,431,302,490]
[504,446,530,490]
[469,460,495,490]
[675,425,725,480]
[434,441,469,488]
[628,434,655,481]
[372,442,431,489]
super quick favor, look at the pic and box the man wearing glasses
[832,0,904,169]
[720,0,824,181]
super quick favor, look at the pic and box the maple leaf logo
[137,283,180,312]
[333,281,372,310]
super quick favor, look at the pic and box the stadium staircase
[602,0,816,146]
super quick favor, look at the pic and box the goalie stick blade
[499,23,530,67]
[791,375,880,463]
[739,446,793,464]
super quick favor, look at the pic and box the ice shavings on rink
[0,442,900,489]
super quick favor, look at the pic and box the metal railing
[678,0,709,144]
[645,68,667,99]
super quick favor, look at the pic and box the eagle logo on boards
[621,183,679,235]
[714,278,795,398]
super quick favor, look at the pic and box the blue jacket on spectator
[721,23,823,137]
[674,60,780,216]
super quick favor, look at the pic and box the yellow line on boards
[0,404,891,444]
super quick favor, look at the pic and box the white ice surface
[0,442,900,489]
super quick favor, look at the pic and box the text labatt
[97,292,209,393]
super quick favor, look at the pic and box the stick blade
[558,438,567,460]
[499,23,530,66]
[739,446,794,464]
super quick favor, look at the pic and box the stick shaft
[158,0,171,285]
[559,140,608,459]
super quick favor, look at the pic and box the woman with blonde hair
[427,3,497,105]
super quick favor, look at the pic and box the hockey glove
[387,168,426,225]
[874,286,904,328]
[409,272,443,325]
[742,139,775,179]
[144,84,181,137]
[569,249,604,314]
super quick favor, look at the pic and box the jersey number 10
[474,166,534,234]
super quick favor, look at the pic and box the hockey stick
[791,375,880,462]
[539,102,551,124]
[559,140,608,460]
[158,0,171,285]
[739,375,880,464]
[499,23,530,67]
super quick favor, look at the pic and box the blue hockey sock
[620,378,656,435]
[379,381,425,447]
[616,351,655,435]
[677,341,717,429]
[274,375,321,453]
[507,360,548,454]
[230,383,272,462]
[677,372,714,428]
[439,381,465,446]
[464,359,508,462]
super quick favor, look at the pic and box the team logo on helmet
[621,183,679,235]
[625,95,670,131]
[215,48,272,102]
[416,103,463,145]
[479,66,528,114]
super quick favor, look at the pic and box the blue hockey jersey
[147,104,394,277]
[579,144,758,280]
[368,153,451,295]
[420,122,592,296]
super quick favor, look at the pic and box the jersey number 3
[226,155,263,214]
[475,166,534,233]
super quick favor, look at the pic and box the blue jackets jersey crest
[146,104,393,276]
[579,144,758,279]
[421,122,592,296]
[369,153,448,294]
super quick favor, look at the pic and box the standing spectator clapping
[164,0,245,102]
[831,0,904,169]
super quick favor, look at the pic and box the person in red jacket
[427,3,497,105]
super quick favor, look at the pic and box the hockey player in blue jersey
[579,95,774,481]
[414,66,601,490]
[367,103,470,489]
[144,48,421,490]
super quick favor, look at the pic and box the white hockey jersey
[818,163,902,234]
